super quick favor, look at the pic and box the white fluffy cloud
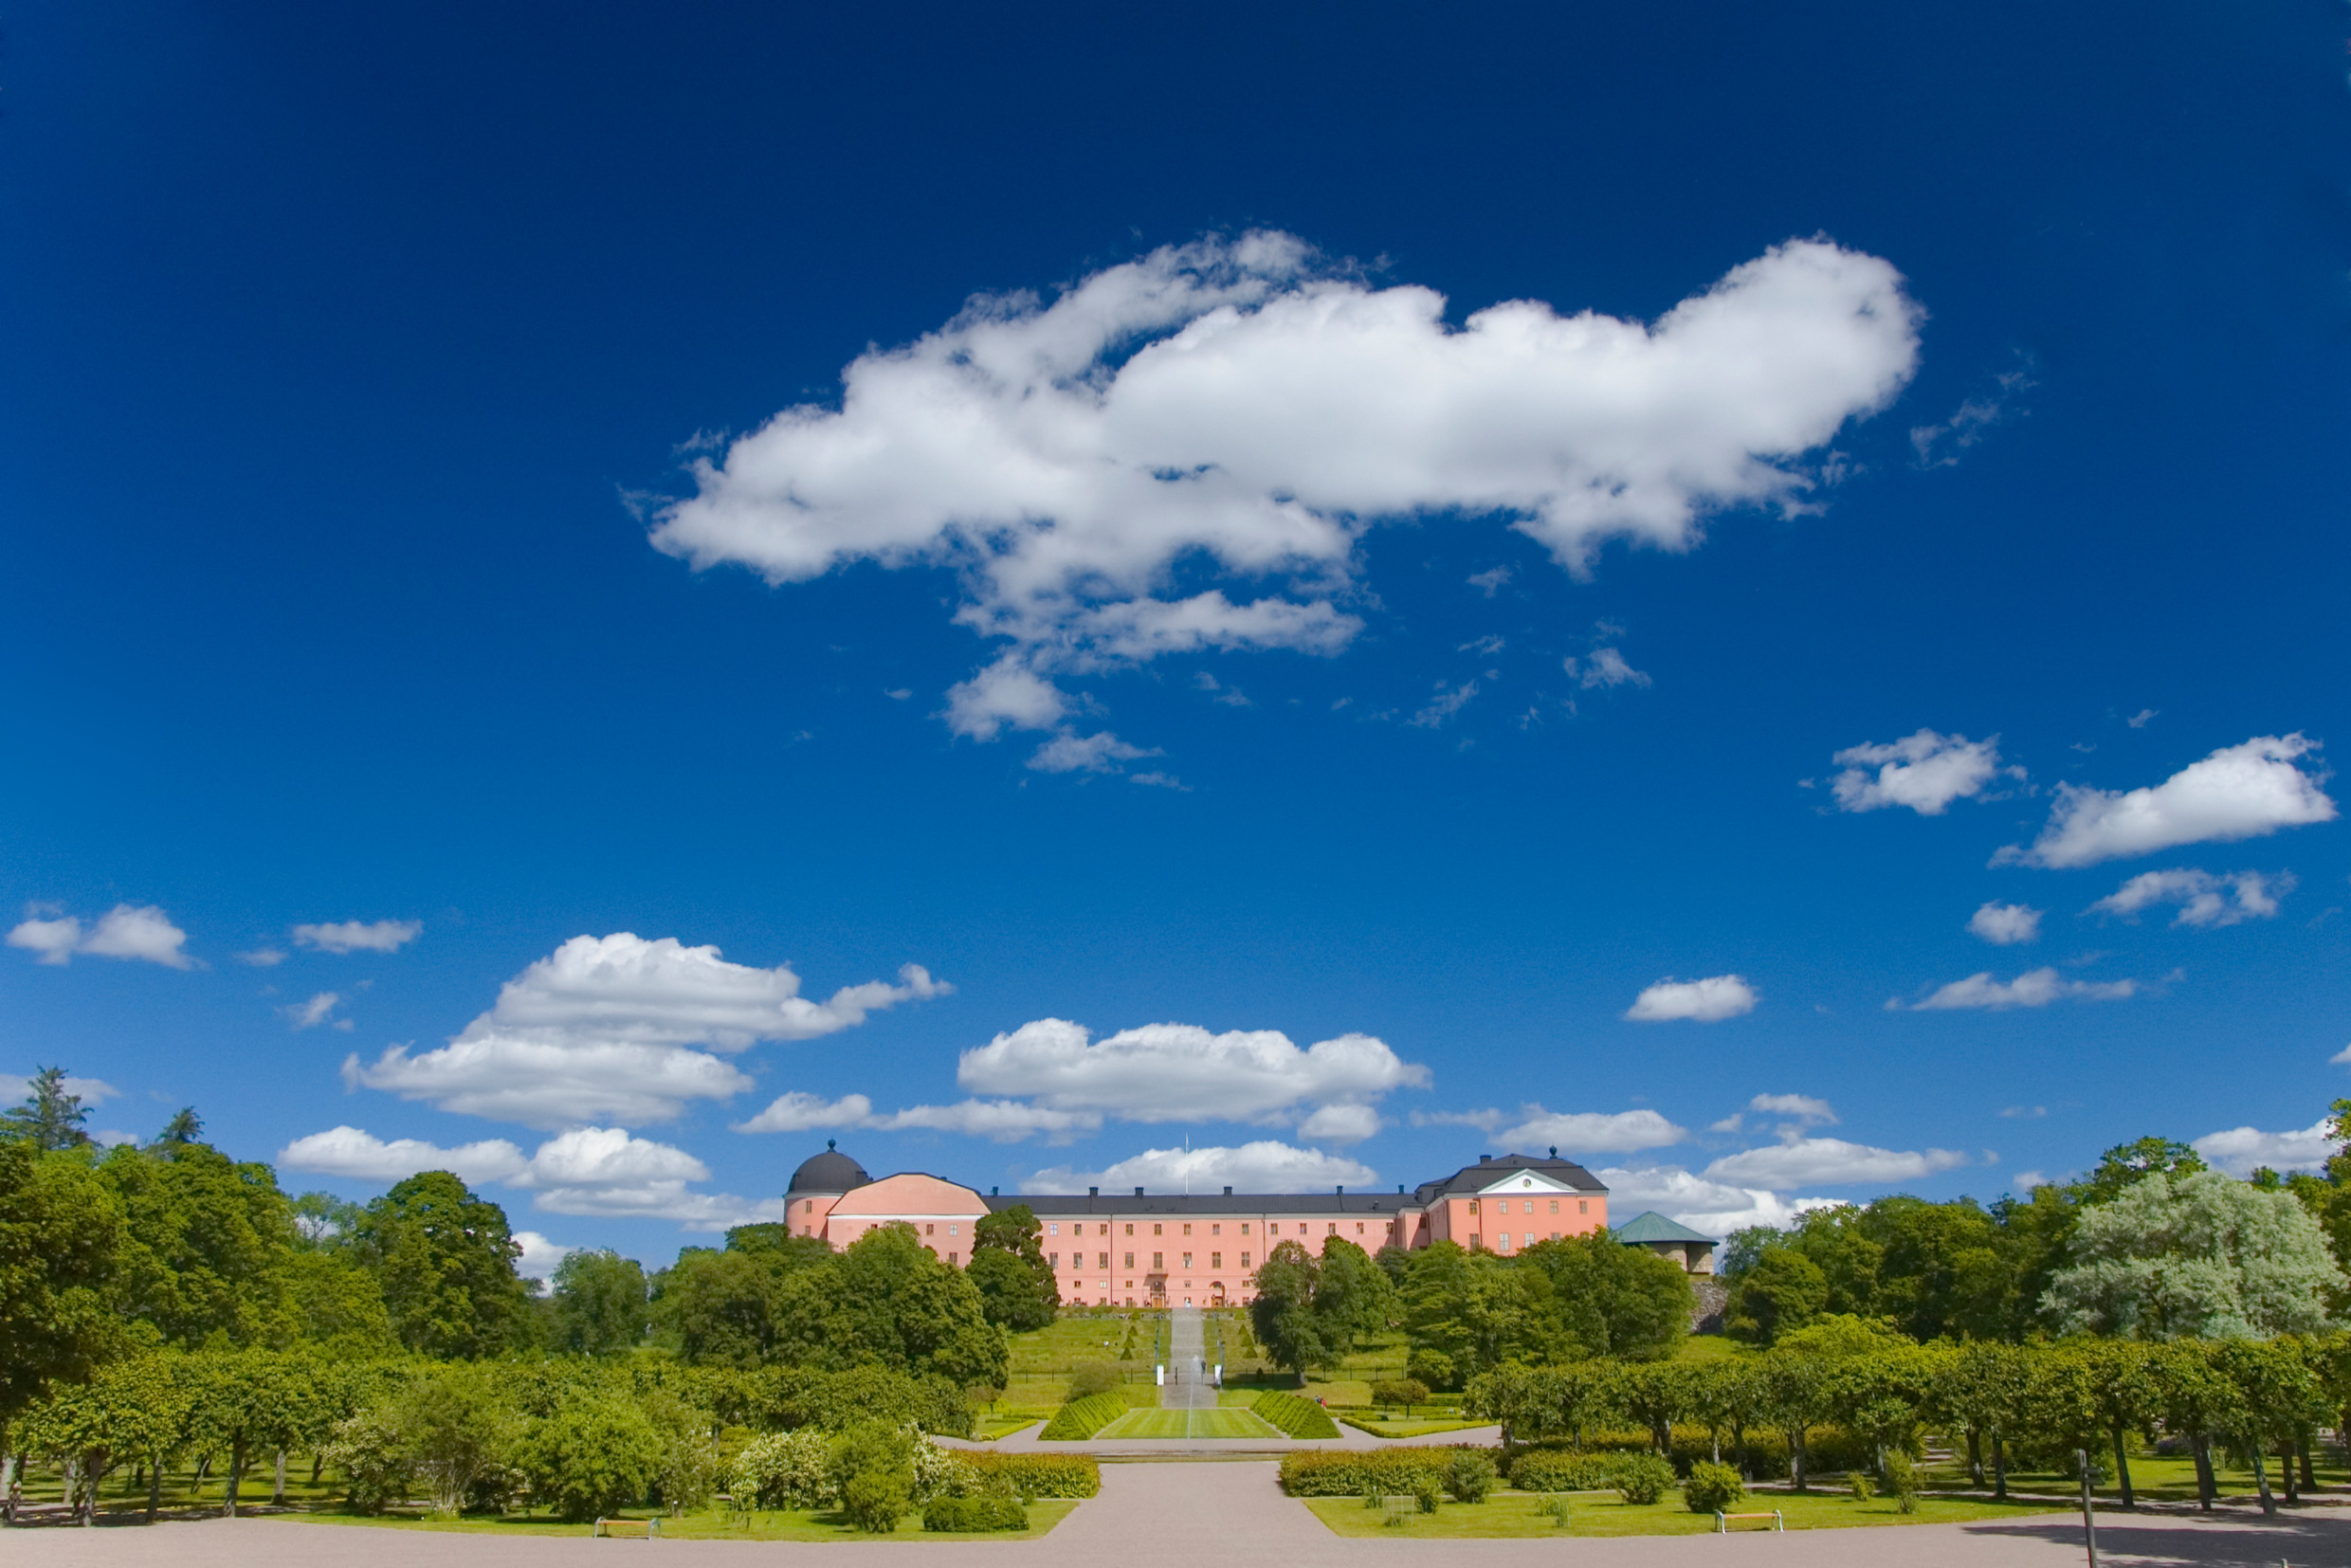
[1624,975,1758,1023]
[2089,868,2291,928]
[653,233,1920,754]
[731,1091,878,1134]
[295,920,422,955]
[9,903,194,969]
[1747,1093,1838,1126]
[1832,730,2010,815]
[1565,648,1651,689]
[1704,1137,1968,1188]
[278,1125,530,1184]
[1897,967,2138,1011]
[513,1231,577,1292]
[1027,731,1159,775]
[280,1123,780,1231]
[1022,1140,1377,1195]
[2193,1121,2334,1178]
[866,1100,1103,1142]
[1968,902,2043,944]
[282,992,351,1030]
[957,1018,1428,1124]
[1997,735,2335,868]
[344,933,949,1127]
[1296,1103,1383,1144]
[1495,1106,1688,1153]
[1593,1164,1847,1236]
[0,1071,119,1105]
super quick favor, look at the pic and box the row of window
[1047,1251,1251,1271]
[1467,1197,1587,1215]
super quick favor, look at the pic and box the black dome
[788,1141,871,1194]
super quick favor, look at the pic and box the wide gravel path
[8,1459,2348,1568]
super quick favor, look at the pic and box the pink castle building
[780,1141,1624,1308]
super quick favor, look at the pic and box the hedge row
[922,1496,1029,1531]
[950,1452,1101,1498]
[1278,1448,1489,1496]
[1039,1393,1126,1441]
[1511,1424,1877,1479]
[1252,1392,1341,1438]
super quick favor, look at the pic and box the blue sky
[5,0,2348,1273]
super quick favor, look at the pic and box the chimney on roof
[1223,1186,1232,1196]
[1336,1185,1344,1197]
[1135,1186,1145,1197]
[1089,1186,1099,1197]
[993,1186,999,1195]
[1397,1184,1405,1194]
[1480,1153,1491,1163]
[1549,1146,1558,1159]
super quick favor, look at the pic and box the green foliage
[1444,1448,1496,1503]
[1505,1450,1622,1493]
[1848,1470,1875,1501]
[0,1139,124,1424]
[1725,1249,1828,1344]
[323,1404,416,1514]
[968,1204,1059,1333]
[840,1469,911,1533]
[1612,1451,1675,1505]
[947,1451,1099,1498]
[515,1396,660,1522]
[1066,1359,1122,1398]
[1401,1241,1545,1379]
[2043,1169,2344,1340]
[98,1139,303,1350]
[1775,1314,1914,1359]
[1372,1377,1430,1413]
[923,1495,1027,1531]
[753,1362,971,1435]
[1683,1461,1744,1513]
[732,1427,837,1508]
[1038,1390,1125,1439]
[1407,1348,1457,1391]
[2073,1138,2208,1208]
[391,1361,521,1514]
[1249,1239,1334,1375]
[771,1223,1008,1389]
[1252,1388,1342,1437]
[1,1067,94,1150]
[354,1171,530,1359]
[552,1249,650,1356]
[1885,1450,1921,1512]
[1316,1235,1400,1345]
[1278,1447,1467,1496]
[656,1247,796,1368]
[1519,1231,1694,1358]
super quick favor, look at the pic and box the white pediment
[1476,1169,1581,1196]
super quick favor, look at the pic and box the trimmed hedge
[1510,1424,1876,1480]
[923,1496,1029,1531]
[1252,1391,1341,1438]
[1684,1462,1744,1514]
[1039,1393,1127,1441]
[1505,1450,1624,1493]
[1279,1447,1494,1496]
[949,1452,1101,1499]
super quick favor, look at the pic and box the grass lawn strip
[264,1500,1082,1541]
[1338,1415,1487,1438]
[1096,1406,1283,1439]
[1305,1488,2069,1539]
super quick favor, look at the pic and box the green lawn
[1305,1488,2067,1539]
[1339,1415,1489,1439]
[264,1500,1081,1541]
[1095,1406,1283,1439]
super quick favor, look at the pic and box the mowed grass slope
[1096,1407,1283,1439]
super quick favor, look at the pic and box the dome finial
[828,1138,836,1150]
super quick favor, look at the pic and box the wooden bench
[592,1518,664,1539]
[1715,1510,1784,1533]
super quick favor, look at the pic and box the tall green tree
[965,1204,1059,1332]
[1401,1240,1542,1377]
[772,1223,1007,1388]
[1248,1239,1332,1381]
[1724,1249,1828,1343]
[1520,1231,1691,1358]
[552,1249,650,1356]
[0,1140,125,1457]
[353,1170,530,1358]
[1313,1235,1397,1349]
[96,1138,301,1347]
[1,1067,94,1150]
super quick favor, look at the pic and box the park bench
[1714,1510,1784,1533]
[592,1517,664,1539]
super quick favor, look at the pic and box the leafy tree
[1373,1242,1412,1287]
[966,1204,1058,1332]
[1612,1360,1693,1455]
[0,1067,93,1150]
[392,1361,520,1515]
[1758,1350,1834,1490]
[1519,1231,1691,1358]
[1724,1249,1827,1344]
[1313,1235,1397,1348]
[1463,1362,1568,1446]
[1685,1358,1764,1468]
[2210,1338,2326,1516]
[2069,1137,2207,1208]
[154,1106,204,1146]
[17,1354,191,1524]
[553,1249,650,1356]
[773,1223,1007,1389]
[1400,1240,1542,1377]
[353,1170,530,1358]
[2042,1169,2344,1340]
[277,1248,395,1354]
[653,1228,836,1368]
[517,1397,658,1522]
[97,1138,301,1347]
[1934,1340,2030,1495]
[291,1190,366,1249]
[0,1140,124,1438]
[1248,1239,1332,1380]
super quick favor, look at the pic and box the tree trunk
[1966,1427,1983,1488]
[2251,1445,2275,1518]
[193,1452,211,1491]
[2111,1426,2134,1509]
[147,1459,162,1523]
[2281,1442,2298,1505]
[1711,1427,1721,1465]
[1731,1420,1747,1481]
[1790,1427,1809,1492]
[1993,1432,2008,1501]
[2191,1433,2214,1511]
[64,1454,78,1507]
[224,1435,247,1519]
[2300,1436,2316,1490]
[273,1449,286,1507]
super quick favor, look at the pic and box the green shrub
[1885,1452,1920,1514]
[1278,1448,1484,1496]
[829,1421,916,1496]
[841,1470,910,1533]
[1445,1449,1496,1504]
[1370,1377,1430,1413]
[947,1452,1101,1499]
[1067,1361,1122,1399]
[1039,1392,1126,1440]
[1682,1462,1743,1514]
[1613,1453,1675,1506]
[1849,1472,1876,1502]
[1406,1350,1457,1392]
[321,1407,415,1515]
[1505,1450,1620,1493]
[732,1429,835,1508]
[1252,1391,1341,1438]
[921,1495,1028,1532]
[515,1399,661,1522]
[1413,1482,1441,1514]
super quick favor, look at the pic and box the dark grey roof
[1613,1210,1715,1245]
[1410,1152,1609,1202]
[787,1142,871,1194]
[988,1190,1414,1217]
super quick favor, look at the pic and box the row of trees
[1464,1317,2346,1514]
[1723,1124,2351,1345]
[1248,1228,1696,1384]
